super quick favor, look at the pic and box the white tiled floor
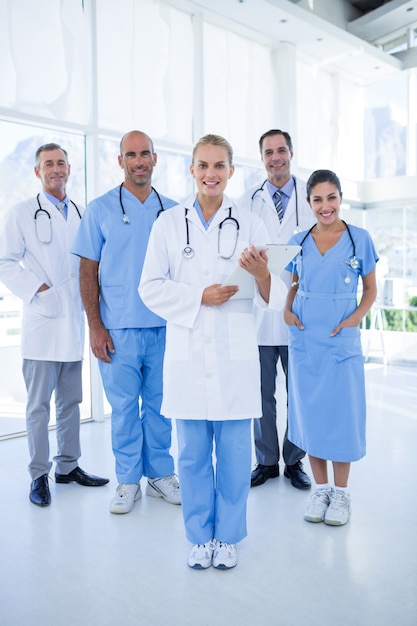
[0,363,416,626]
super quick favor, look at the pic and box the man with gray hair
[0,143,109,507]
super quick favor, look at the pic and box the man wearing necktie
[0,143,109,507]
[237,130,316,491]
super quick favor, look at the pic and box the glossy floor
[0,363,416,626]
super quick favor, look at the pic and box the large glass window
[0,0,91,125]
[203,23,276,160]
[364,74,408,179]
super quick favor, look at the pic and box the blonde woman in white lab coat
[140,134,286,569]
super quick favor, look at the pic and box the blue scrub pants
[176,419,251,545]
[22,359,81,480]
[99,327,174,484]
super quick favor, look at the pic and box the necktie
[56,201,67,220]
[273,190,284,223]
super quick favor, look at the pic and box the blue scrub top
[72,185,177,329]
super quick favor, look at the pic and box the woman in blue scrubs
[284,170,378,526]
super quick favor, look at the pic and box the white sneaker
[324,489,351,526]
[187,541,215,569]
[146,473,181,505]
[304,488,332,523]
[212,541,238,569]
[110,483,141,514]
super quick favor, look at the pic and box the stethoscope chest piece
[182,245,194,259]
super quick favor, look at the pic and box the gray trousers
[253,346,305,467]
[22,360,82,480]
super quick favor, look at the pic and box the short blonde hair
[192,134,233,165]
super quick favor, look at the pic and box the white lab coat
[139,195,287,421]
[0,192,85,361]
[236,177,316,345]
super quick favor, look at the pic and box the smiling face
[190,143,234,201]
[307,181,342,226]
[118,131,157,194]
[261,133,293,187]
[34,148,70,199]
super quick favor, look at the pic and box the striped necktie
[56,201,67,220]
[273,190,284,223]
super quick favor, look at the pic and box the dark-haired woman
[284,169,378,526]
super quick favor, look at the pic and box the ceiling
[169,0,417,84]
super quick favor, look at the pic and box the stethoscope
[34,194,82,244]
[182,206,240,260]
[119,183,164,224]
[251,176,300,233]
[291,220,359,286]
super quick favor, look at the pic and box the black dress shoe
[55,466,109,487]
[250,463,280,487]
[29,474,51,507]
[284,461,311,490]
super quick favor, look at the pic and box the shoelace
[155,474,179,494]
[311,489,330,503]
[164,474,179,488]
[330,491,350,510]
[117,484,137,498]
[216,542,235,555]
[194,541,214,555]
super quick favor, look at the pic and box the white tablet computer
[222,244,301,300]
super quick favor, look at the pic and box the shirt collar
[267,176,294,200]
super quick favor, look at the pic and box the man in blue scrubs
[72,131,180,514]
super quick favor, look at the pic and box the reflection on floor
[0,363,416,626]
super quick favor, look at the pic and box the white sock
[315,483,331,490]
[334,485,349,493]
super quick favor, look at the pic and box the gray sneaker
[324,489,351,526]
[304,488,332,523]
[146,473,181,505]
[110,483,141,514]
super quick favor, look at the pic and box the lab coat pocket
[165,323,189,361]
[333,327,362,363]
[30,286,60,318]
[227,313,258,360]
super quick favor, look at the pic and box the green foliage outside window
[374,296,417,332]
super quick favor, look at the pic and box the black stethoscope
[34,194,82,244]
[291,220,359,286]
[119,183,164,224]
[251,176,300,233]
[182,206,240,259]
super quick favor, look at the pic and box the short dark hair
[259,129,293,153]
[35,143,69,167]
[306,169,342,198]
